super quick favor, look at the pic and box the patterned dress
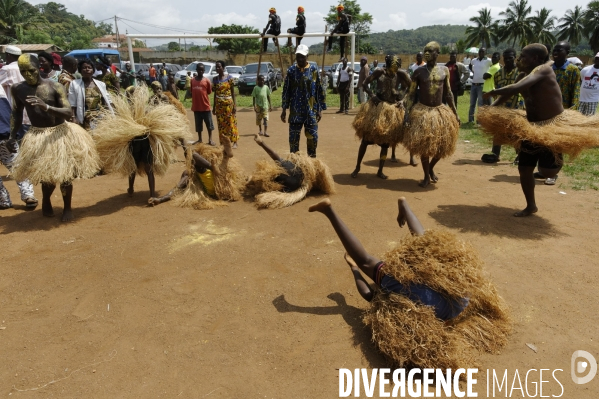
[84,86,103,130]
[101,72,120,95]
[213,75,239,143]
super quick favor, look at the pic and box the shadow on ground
[429,204,564,240]
[272,293,388,368]
[0,192,147,234]
[334,173,436,193]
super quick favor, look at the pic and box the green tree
[455,39,466,53]
[324,0,373,51]
[207,24,260,53]
[167,41,180,51]
[499,0,533,47]
[531,8,556,45]
[584,1,599,53]
[465,8,497,48]
[20,29,51,43]
[0,0,45,43]
[558,5,585,46]
[358,42,376,54]
[188,45,201,52]
[69,33,94,50]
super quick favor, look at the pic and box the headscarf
[336,4,344,11]
[269,7,276,13]
[298,6,304,14]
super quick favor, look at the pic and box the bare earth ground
[1,107,598,398]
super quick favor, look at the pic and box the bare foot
[148,197,159,207]
[377,171,388,179]
[430,172,438,183]
[390,157,399,163]
[61,208,74,222]
[410,157,419,167]
[344,252,359,270]
[308,198,331,213]
[42,199,54,217]
[419,177,430,188]
[350,168,360,178]
[263,133,270,137]
[24,197,38,208]
[396,197,407,228]
[127,187,134,197]
[514,206,538,217]
[254,133,263,144]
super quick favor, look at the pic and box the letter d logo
[571,350,597,385]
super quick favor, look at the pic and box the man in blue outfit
[281,44,326,157]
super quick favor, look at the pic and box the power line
[117,17,208,35]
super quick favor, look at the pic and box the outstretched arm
[254,133,281,162]
[485,67,549,99]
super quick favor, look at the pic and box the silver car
[175,61,218,84]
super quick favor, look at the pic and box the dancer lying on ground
[246,134,335,209]
[308,197,510,369]
[148,135,245,209]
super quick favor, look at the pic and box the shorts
[130,135,153,165]
[194,111,214,133]
[255,107,269,126]
[375,262,469,321]
[275,160,303,192]
[518,141,562,169]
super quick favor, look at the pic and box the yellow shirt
[197,169,215,197]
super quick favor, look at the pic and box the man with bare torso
[403,41,460,188]
[10,54,98,221]
[483,44,563,217]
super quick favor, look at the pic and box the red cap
[51,52,62,66]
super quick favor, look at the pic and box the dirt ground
[1,107,598,398]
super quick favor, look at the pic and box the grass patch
[455,91,599,190]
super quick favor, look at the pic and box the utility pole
[114,15,120,48]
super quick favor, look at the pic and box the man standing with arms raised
[281,44,326,157]
[468,48,491,123]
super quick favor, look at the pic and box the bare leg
[344,253,374,302]
[396,197,425,236]
[429,157,440,182]
[149,172,189,206]
[308,198,380,281]
[377,145,389,179]
[60,183,73,222]
[254,134,281,162]
[409,152,418,166]
[263,123,269,137]
[419,156,431,187]
[128,172,135,197]
[351,139,369,178]
[515,165,538,217]
[41,182,55,217]
[144,164,156,198]
[207,129,215,146]
[390,145,398,163]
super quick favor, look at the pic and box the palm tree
[465,8,497,48]
[499,0,534,47]
[0,0,45,44]
[531,8,556,45]
[557,5,585,46]
[584,1,599,53]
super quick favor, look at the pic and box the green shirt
[251,85,271,108]
[483,63,501,93]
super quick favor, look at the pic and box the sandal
[544,176,558,185]
[481,153,500,163]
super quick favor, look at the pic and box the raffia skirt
[403,103,459,158]
[13,122,99,185]
[477,106,599,158]
[352,100,405,145]
[363,230,511,369]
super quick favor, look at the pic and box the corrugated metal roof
[1,44,63,52]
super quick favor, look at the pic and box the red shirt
[149,67,157,78]
[191,77,212,112]
[446,62,459,92]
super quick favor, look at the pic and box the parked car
[331,62,361,93]
[327,62,340,88]
[225,66,243,85]
[137,63,182,85]
[174,61,218,88]
[237,62,278,95]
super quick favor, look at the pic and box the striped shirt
[494,66,523,109]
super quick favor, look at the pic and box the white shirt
[470,57,492,84]
[68,78,113,125]
[0,61,30,125]
[580,65,599,103]
[339,66,351,82]
[462,57,471,66]
[409,61,425,74]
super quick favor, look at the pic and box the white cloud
[424,3,504,25]
[371,13,409,32]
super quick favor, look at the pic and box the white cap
[295,44,309,56]
[595,52,599,58]
[5,45,21,56]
